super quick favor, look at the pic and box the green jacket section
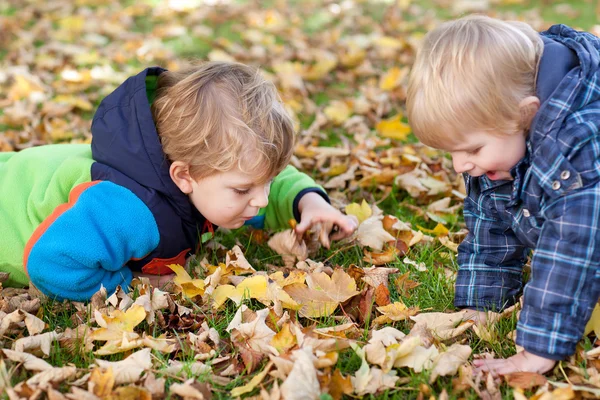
[263,165,326,229]
[0,145,94,287]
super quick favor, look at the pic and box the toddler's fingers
[318,222,333,249]
[294,218,311,237]
[337,214,358,235]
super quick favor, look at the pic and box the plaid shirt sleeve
[455,180,530,312]
[517,186,600,360]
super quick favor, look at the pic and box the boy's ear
[169,161,194,194]
[518,96,540,131]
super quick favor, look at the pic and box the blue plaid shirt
[456,25,600,360]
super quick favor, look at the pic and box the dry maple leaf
[362,266,398,288]
[166,264,205,298]
[26,366,78,387]
[356,214,396,251]
[280,347,321,400]
[2,349,52,371]
[410,310,474,341]
[268,229,308,267]
[351,344,399,395]
[429,344,472,383]
[372,301,419,325]
[226,306,278,356]
[94,348,152,385]
[284,269,360,318]
[504,372,547,390]
[14,330,61,357]
[91,304,146,342]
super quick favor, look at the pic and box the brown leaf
[393,272,420,298]
[504,372,547,390]
[374,284,391,307]
[106,386,152,400]
[328,369,353,400]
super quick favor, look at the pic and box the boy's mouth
[486,171,498,179]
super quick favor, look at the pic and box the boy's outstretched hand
[295,192,358,248]
[473,349,556,376]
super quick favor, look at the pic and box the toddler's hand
[473,350,556,376]
[295,192,358,248]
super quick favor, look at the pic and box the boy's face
[188,168,272,229]
[449,130,526,181]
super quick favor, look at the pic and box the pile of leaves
[2,0,600,398]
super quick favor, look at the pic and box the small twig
[558,361,572,385]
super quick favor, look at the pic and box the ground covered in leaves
[2,0,600,399]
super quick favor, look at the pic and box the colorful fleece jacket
[0,67,327,301]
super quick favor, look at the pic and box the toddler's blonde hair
[406,15,544,149]
[152,61,294,182]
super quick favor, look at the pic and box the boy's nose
[249,189,269,208]
[452,155,474,174]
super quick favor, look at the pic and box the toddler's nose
[249,190,269,208]
[452,155,474,174]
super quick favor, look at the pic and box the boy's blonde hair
[152,61,294,182]
[406,15,544,149]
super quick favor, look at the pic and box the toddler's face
[449,130,526,181]
[188,168,272,229]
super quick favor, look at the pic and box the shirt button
[552,180,561,190]
[560,170,571,180]
[523,209,530,217]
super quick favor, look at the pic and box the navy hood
[90,67,195,220]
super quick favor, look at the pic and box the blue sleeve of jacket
[26,181,160,302]
[455,181,529,312]
[517,186,600,360]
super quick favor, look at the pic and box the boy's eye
[467,147,481,155]
[233,188,250,195]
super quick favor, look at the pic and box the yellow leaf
[271,323,297,353]
[58,16,85,32]
[324,100,351,125]
[373,36,404,50]
[379,67,407,91]
[230,361,273,397]
[269,270,306,287]
[304,51,337,81]
[90,367,115,397]
[584,302,600,336]
[8,75,45,101]
[167,264,205,298]
[416,223,449,237]
[91,305,146,341]
[345,200,372,223]
[53,95,93,111]
[376,115,411,141]
[375,302,419,322]
[211,284,237,309]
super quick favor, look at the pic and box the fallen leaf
[504,372,547,390]
[429,344,472,383]
[280,347,321,400]
[345,200,372,223]
[410,311,474,341]
[167,264,206,298]
[376,114,411,141]
[94,348,152,385]
[268,230,308,267]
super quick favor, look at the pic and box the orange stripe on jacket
[23,181,101,275]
